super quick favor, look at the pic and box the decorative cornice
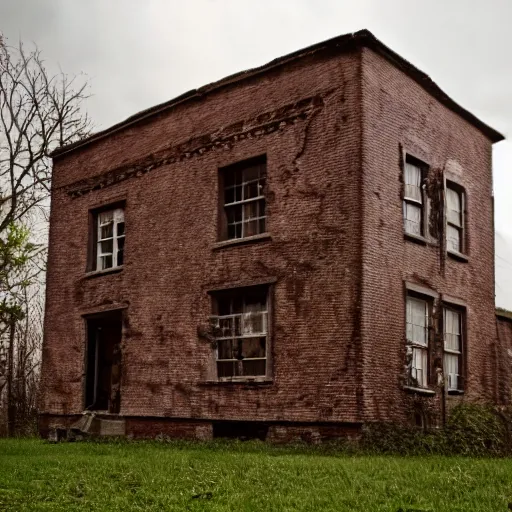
[65,93,328,198]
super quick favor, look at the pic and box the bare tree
[0,35,91,435]
[0,36,91,231]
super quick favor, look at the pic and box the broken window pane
[212,286,268,379]
[117,237,125,266]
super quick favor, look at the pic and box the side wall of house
[360,48,496,424]
[496,314,512,405]
[40,49,364,435]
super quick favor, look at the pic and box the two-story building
[39,30,504,440]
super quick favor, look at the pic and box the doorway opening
[84,310,122,413]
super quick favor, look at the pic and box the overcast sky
[1,0,511,307]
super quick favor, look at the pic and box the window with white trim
[403,158,426,237]
[406,296,429,388]
[222,158,266,240]
[443,307,464,391]
[210,286,268,379]
[95,208,125,271]
[446,184,465,254]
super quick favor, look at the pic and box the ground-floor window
[210,285,269,380]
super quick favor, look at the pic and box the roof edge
[51,29,504,159]
[496,307,512,321]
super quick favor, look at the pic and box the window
[406,296,429,388]
[210,286,269,379]
[443,307,464,391]
[446,184,465,254]
[221,158,266,240]
[403,158,426,237]
[94,207,125,271]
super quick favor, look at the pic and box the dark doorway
[84,311,122,413]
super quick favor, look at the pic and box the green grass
[0,439,511,511]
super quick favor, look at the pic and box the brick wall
[40,39,499,438]
[41,49,365,427]
[360,48,496,423]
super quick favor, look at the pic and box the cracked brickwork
[41,50,364,438]
[40,37,500,439]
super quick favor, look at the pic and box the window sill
[447,250,469,263]
[85,266,124,279]
[199,378,273,386]
[447,389,465,396]
[213,233,272,250]
[402,386,436,396]
[404,232,428,245]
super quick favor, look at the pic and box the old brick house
[39,30,505,440]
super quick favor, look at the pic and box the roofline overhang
[51,29,504,159]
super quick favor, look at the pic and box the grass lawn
[0,439,511,511]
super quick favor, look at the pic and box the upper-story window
[94,207,125,271]
[403,157,427,237]
[446,183,465,254]
[220,157,267,241]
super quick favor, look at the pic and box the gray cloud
[2,0,512,306]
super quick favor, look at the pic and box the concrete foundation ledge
[38,413,362,443]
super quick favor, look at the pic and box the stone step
[70,413,126,437]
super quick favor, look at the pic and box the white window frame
[223,162,266,240]
[210,290,269,381]
[446,183,465,255]
[96,208,125,271]
[406,296,430,388]
[443,307,464,392]
[403,157,426,238]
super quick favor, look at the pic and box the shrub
[361,404,508,456]
[444,403,507,456]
